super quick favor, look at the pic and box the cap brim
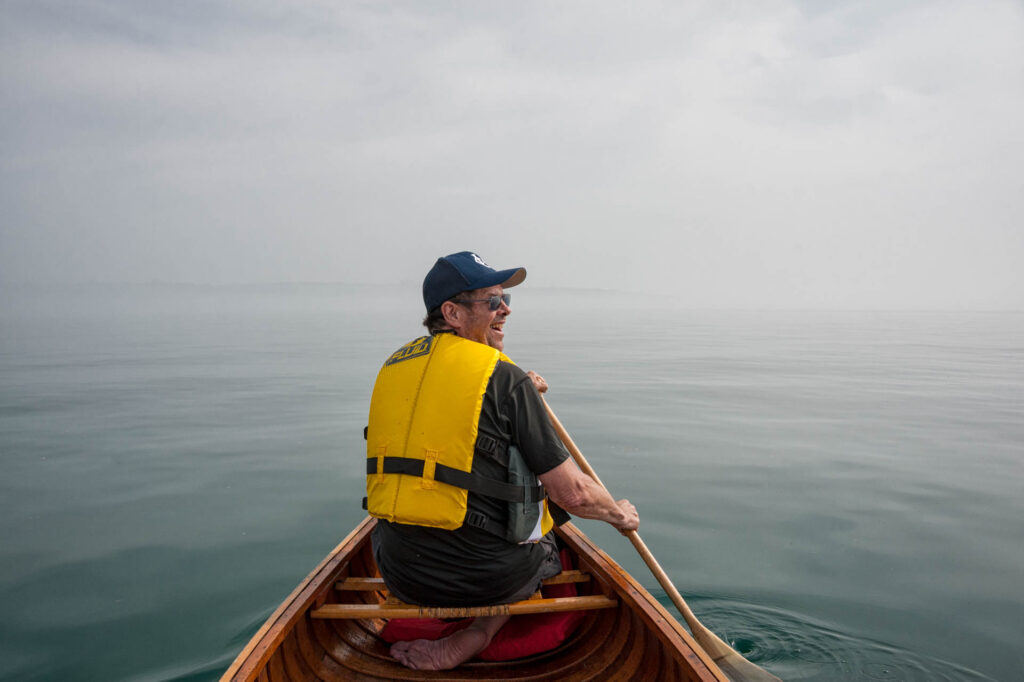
[499,267,526,289]
[472,266,526,291]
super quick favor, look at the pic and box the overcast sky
[2,0,1021,308]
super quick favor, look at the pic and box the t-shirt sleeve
[492,362,570,475]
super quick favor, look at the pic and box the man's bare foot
[390,615,510,670]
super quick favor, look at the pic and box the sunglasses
[456,293,511,310]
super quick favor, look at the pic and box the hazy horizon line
[3,279,1021,313]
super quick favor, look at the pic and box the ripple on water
[668,598,995,682]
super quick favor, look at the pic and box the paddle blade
[691,622,783,682]
[714,653,784,682]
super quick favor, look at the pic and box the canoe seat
[334,570,593,593]
[311,594,616,619]
[313,571,614,619]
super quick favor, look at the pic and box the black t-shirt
[372,359,570,607]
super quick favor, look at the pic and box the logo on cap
[471,253,490,268]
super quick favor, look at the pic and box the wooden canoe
[221,517,728,681]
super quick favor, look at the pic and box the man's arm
[523,369,639,533]
[538,458,639,532]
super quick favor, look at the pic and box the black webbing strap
[365,456,544,504]
[364,430,507,464]
[361,496,505,536]
[474,433,508,467]
[464,510,506,537]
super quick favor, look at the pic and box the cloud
[1,0,1021,308]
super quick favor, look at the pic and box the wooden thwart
[311,594,617,620]
[540,570,591,586]
[321,568,608,619]
[335,570,592,593]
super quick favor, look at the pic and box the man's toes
[390,641,414,665]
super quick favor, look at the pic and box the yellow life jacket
[366,333,555,543]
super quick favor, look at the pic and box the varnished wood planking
[222,517,727,682]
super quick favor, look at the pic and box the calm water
[1,284,1021,681]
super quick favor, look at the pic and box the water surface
[1,284,1020,680]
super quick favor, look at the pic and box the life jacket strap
[463,509,507,537]
[474,432,508,467]
[364,456,545,504]
[363,429,510,470]
[360,501,509,538]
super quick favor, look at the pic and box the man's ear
[440,300,462,330]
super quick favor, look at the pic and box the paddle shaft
[542,399,782,682]
[541,402,706,626]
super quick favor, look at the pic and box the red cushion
[379,549,586,661]
[380,617,472,642]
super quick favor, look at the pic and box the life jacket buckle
[465,510,489,530]
[476,433,509,466]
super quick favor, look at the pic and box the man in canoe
[365,251,640,671]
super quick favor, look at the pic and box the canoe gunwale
[557,521,728,681]
[220,518,374,681]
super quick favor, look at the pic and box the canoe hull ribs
[222,517,727,681]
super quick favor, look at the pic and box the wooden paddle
[543,399,782,682]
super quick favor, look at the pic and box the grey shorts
[503,532,563,602]
[373,529,563,606]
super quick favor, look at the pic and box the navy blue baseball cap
[422,251,526,312]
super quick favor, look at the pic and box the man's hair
[422,288,485,333]
[422,306,448,333]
